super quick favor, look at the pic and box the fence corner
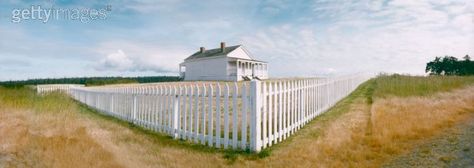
[250,80,262,152]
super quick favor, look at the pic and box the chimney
[220,42,226,52]
[200,47,205,53]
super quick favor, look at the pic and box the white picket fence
[43,74,370,152]
[37,84,84,94]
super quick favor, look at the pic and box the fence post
[110,92,114,114]
[133,89,138,124]
[250,80,262,152]
[172,93,179,139]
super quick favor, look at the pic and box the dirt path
[383,115,474,168]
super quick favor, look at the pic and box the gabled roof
[184,45,241,61]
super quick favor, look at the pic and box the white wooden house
[179,42,268,81]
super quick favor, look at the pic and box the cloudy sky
[0,0,472,81]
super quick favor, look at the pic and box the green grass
[2,75,473,166]
[0,80,374,162]
[372,74,474,98]
[0,86,73,113]
[257,75,474,160]
[0,86,260,161]
[0,77,379,156]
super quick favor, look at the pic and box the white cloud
[241,16,474,76]
[1,0,472,81]
[241,0,474,77]
[119,0,184,13]
[241,26,348,77]
[451,13,474,33]
[96,49,133,71]
[182,19,233,30]
[93,41,190,73]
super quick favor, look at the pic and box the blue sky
[0,0,472,81]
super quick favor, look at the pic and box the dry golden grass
[240,80,474,167]
[369,87,474,162]
[261,87,474,168]
[0,89,225,168]
[1,76,473,168]
[0,108,122,168]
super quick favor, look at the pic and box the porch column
[236,60,240,79]
[257,63,261,76]
[251,62,255,77]
[178,64,183,78]
[246,62,249,76]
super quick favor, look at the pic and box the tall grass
[313,75,474,167]
[1,75,473,167]
[372,74,474,98]
[0,87,124,168]
[0,87,253,167]
[254,75,474,167]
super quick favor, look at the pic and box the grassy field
[372,74,474,98]
[0,75,473,167]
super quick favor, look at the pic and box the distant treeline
[426,55,474,76]
[0,76,181,87]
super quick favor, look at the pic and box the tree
[463,55,471,61]
[426,55,474,76]
[442,56,459,75]
[461,55,474,75]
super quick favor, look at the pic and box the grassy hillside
[0,75,473,167]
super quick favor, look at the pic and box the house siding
[183,57,229,81]
[227,47,252,60]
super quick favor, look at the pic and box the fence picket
[224,84,230,149]
[207,84,213,146]
[278,81,283,142]
[194,85,200,143]
[181,85,188,139]
[233,83,240,149]
[267,82,274,146]
[262,82,267,148]
[187,86,193,140]
[241,83,248,149]
[215,84,221,148]
[201,84,206,145]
